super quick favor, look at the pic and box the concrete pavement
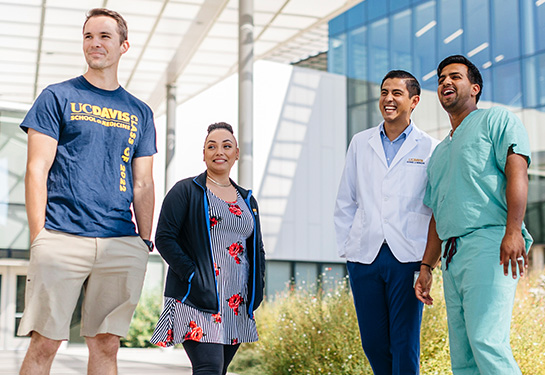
[0,346,240,374]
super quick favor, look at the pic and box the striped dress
[150,189,258,346]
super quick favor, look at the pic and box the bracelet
[421,262,434,271]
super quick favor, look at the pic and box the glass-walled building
[0,106,32,349]
[328,0,545,245]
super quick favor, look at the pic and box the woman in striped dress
[150,122,265,375]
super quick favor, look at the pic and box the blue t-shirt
[21,76,157,237]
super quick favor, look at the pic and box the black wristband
[421,262,434,271]
[143,239,154,252]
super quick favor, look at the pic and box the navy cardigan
[155,171,266,317]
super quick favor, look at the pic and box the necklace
[207,175,231,188]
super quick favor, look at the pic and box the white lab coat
[334,122,439,264]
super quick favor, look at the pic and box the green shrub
[230,271,545,375]
[121,289,162,348]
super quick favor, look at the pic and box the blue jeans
[347,244,423,375]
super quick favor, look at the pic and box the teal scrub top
[424,107,532,243]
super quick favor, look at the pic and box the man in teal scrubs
[415,55,532,375]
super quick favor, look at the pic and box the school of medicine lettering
[70,102,140,192]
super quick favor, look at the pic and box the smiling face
[379,78,420,126]
[437,63,480,113]
[203,129,239,176]
[83,15,129,72]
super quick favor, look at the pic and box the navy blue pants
[347,244,423,375]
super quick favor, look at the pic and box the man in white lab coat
[334,70,438,375]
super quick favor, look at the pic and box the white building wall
[159,62,347,264]
[257,67,346,263]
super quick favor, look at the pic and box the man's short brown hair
[83,8,128,44]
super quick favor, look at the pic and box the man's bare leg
[19,332,62,375]
[86,333,120,375]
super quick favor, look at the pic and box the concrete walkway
[0,347,240,374]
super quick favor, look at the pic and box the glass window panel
[320,264,347,293]
[537,0,545,51]
[265,261,292,298]
[414,1,437,91]
[368,0,388,21]
[69,289,85,343]
[493,61,522,108]
[480,68,492,104]
[539,54,545,107]
[368,100,383,128]
[521,0,537,55]
[464,0,490,68]
[0,111,29,253]
[328,33,346,75]
[294,262,318,291]
[348,103,367,140]
[348,25,367,80]
[438,0,462,59]
[523,55,539,108]
[15,274,26,336]
[328,13,346,37]
[391,0,411,12]
[369,18,389,91]
[491,0,520,62]
[347,1,367,29]
[348,78,370,106]
[526,178,545,243]
[391,9,412,72]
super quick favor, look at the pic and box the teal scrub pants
[441,227,521,375]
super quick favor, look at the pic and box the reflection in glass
[369,18,389,95]
[328,34,346,75]
[493,61,522,107]
[438,0,462,59]
[266,261,292,298]
[391,10,412,72]
[414,1,437,90]
[348,26,367,80]
[464,0,490,67]
[15,274,25,336]
[491,0,520,61]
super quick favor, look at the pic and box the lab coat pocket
[406,212,431,253]
[401,163,428,199]
[344,208,365,257]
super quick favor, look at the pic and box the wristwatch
[143,239,154,252]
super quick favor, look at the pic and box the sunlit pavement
[0,347,239,374]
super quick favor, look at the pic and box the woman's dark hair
[381,70,421,97]
[207,122,234,135]
[437,55,483,103]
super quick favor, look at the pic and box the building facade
[328,0,545,248]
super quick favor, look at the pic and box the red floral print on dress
[228,294,244,315]
[228,203,242,217]
[214,262,220,276]
[155,328,174,347]
[212,313,222,324]
[227,241,244,264]
[231,338,238,345]
[184,321,204,342]
[210,215,222,228]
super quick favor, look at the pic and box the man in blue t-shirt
[18,8,157,374]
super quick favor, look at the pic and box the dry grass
[229,270,545,375]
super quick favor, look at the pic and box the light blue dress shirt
[379,122,413,166]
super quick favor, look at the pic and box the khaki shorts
[17,228,149,340]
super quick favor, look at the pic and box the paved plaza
[0,346,240,375]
